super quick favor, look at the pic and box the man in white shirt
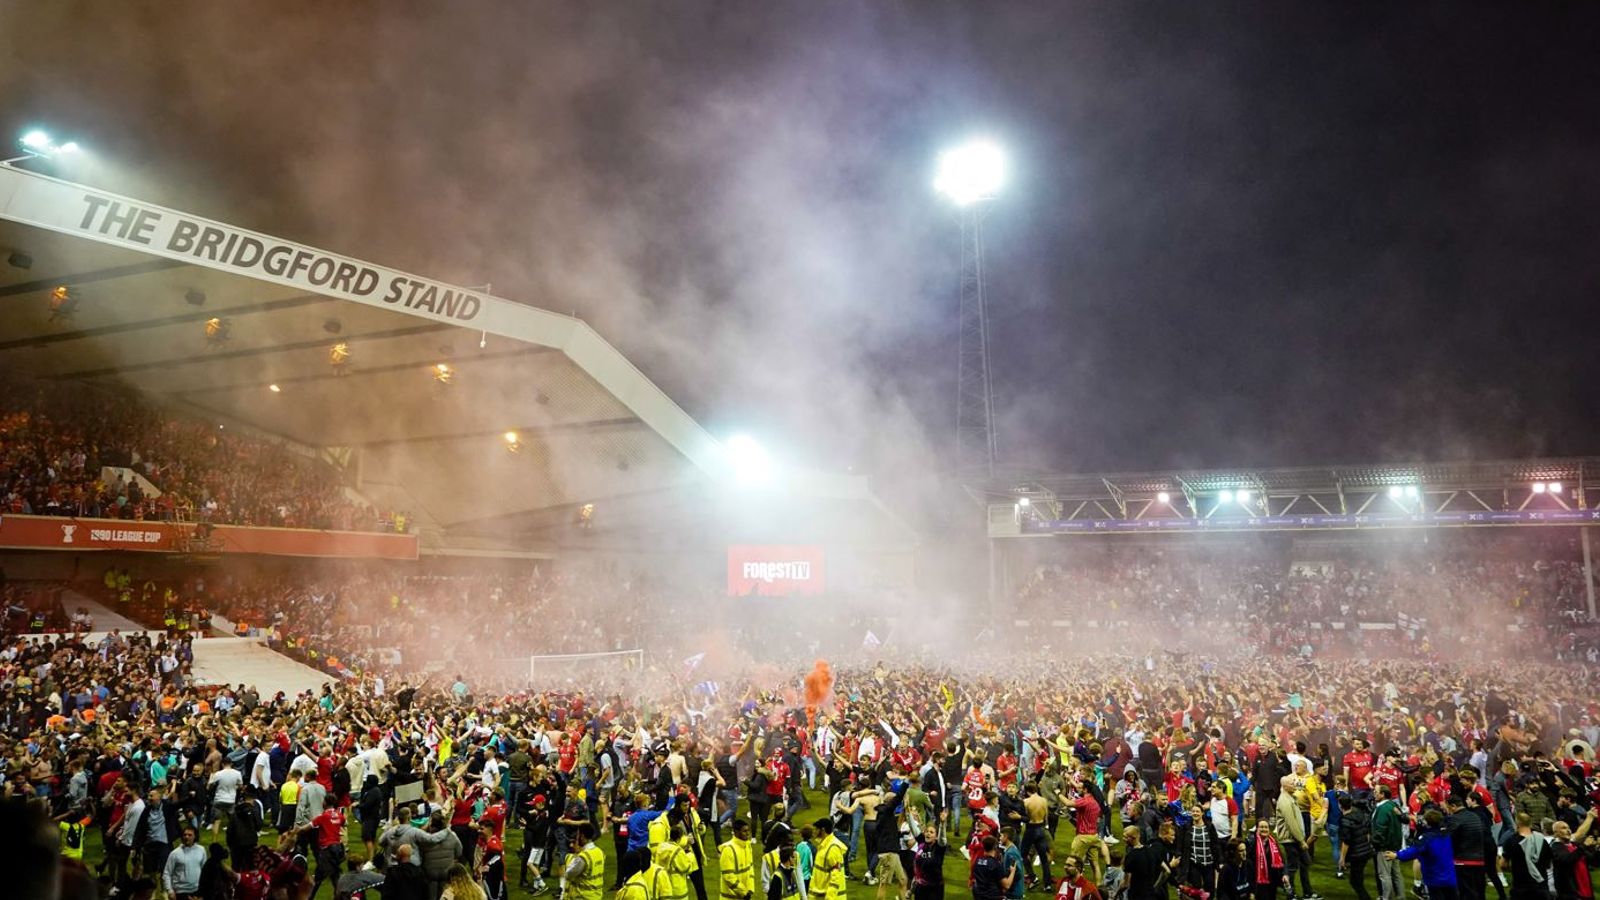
[250,745,274,794]
[115,786,146,881]
[207,760,243,837]
[482,747,503,791]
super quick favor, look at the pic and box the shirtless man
[1021,783,1055,888]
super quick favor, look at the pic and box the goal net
[528,649,646,688]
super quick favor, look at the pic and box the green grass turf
[77,789,1401,900]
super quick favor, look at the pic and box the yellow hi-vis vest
[762,849,802,900]
[653,841,692,900]
[718,838,755,898]
[620,864,672,900]
[812,833,848,900]
[677,833,702,874]
[569,844,607,900]
[648,813,671,847]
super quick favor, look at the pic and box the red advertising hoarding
[727,544,826,597]
[0,515,418,560]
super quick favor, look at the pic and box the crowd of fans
[4,621,1600,900]
[1012,533,1599,659]
[0,378,405,532]
[2,530,1600,900]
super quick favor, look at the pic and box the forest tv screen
[727,545,826,597]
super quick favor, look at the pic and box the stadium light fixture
[1218,490,1234,504]
[1548,482,1563,495]
[1532,482,1547,494]
[1387,485,1403,499]
[1236,490,1252,504]
[5,129,84,166]
[1018,496,1031,507]
[268,383,281,393]
[725,434,774,486]
[1404,485,1419,498]
[1157,491,1171,505]
[935,139,1006,207]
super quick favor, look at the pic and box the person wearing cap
[520,792,553,893]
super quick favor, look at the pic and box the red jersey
[558,742,577,774]
[311,808,346,849]
[923,727,947,755]
[480,801,507,851]
[891,747,921,774]
[1057,875,1104,900]
[995,753,1019,790]
[1342,750,1376,790]
[964,768,988,809]
[1372,763,1403,799]
[765,759,789,797]
[1071,794,1101,836]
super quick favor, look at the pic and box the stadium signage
[1028,507,1600,535]
[0,168,482,324]
[0,515,419,560]
[727,545,826,597]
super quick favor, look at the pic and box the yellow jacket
[718,837,755,899]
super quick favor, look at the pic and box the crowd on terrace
[0,378,404,532]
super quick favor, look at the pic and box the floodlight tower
[935,139,1005,482]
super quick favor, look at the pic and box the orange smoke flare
[803,658,833,727]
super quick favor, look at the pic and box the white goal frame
[528,648,645,684]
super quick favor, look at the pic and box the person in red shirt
[1055,855,1104,900]
[1372,750,1407,807]
[302,804,346,898]
[963,761,990,839]
[996,749,1019,792]
[452,782,486,860]
[764,748,790,816]
[891,744,921,777]
[480,789,510,900]
[1343,738,1377,795]
[558,734,578,775]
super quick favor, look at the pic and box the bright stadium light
[1532,482,1547,494]
[1157,491,1171,505]
[1018,496,1031,507]
[1236,490,1252,504]
[935,139,1006,207]
[1388,485,1403,499]
[1219,490,1234,504]
[725,434,774,486]
[1404,485,1419,498]
[6,128,86,166]
[1548,482,1563,495]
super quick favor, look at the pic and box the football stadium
[3,8,1600,900]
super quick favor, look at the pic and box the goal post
[528,648,645,685]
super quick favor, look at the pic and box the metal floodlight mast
[937,139,1006,482]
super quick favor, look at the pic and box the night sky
[4,3,1599,494]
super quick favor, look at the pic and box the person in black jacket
[1444,793,1488,900]
[380,843,430,900]
[911,820,947,900]
[1337,795,1376,900]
